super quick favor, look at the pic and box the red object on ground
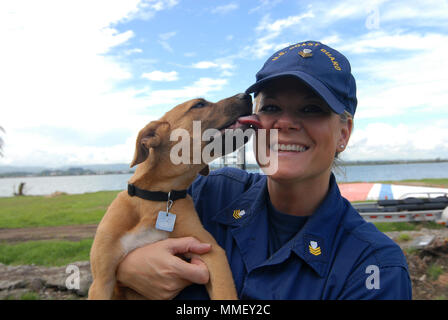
[338,183,374,202]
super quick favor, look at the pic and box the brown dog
[88,93,253,299]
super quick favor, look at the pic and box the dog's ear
[199,165,209,176]
[130,121,170,168]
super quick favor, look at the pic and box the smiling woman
[116,40,412,300]
[252,77,353,215]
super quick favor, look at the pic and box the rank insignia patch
[309,240,321,256]
[233,209,246,219]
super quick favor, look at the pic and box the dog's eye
[191,101,207,109]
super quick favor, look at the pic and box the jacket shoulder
[188,168,264,219]
[335,204,412,299]
[189,167,263,197]
[339,202,408,268]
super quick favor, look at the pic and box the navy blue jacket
[176,167,412,300]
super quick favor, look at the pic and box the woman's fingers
[116,237,212,299]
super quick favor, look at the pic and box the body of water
[1,162,447,198]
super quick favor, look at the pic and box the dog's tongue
[236,114,262,129]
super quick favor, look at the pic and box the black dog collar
[127,184,187,202]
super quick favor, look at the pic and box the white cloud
[124,48,143,55]
[345,120,448,161]
[142,70,179,81]
[192,60,235,77]
[0,0,182,167]
[250,12,314,58]
[0,1,141,132]
[142,77,228,106]
[158,31,176,52]
[192,61,219,69]
[257,13,315,33]
[0,129,140,167]
[127,0,180,20]
[249,0,283,14]
[147,0,179,11]
[159,31,177,40]
[380,0,448,24]
[341,31,448,119]
[211,3,239,14]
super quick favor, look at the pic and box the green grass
[427,263,444,281]
[0,238,93,266]
[374,221,445,232]
[0,179,445,268]
[0,191,120,228]
[19,292,41,300]
[396,233,411,242]
[376,178,448,187]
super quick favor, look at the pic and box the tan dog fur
[88,94,252,300]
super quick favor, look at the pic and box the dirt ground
[1,224,448,300]
[0,224,98,243]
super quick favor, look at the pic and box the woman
[116,41,412,299]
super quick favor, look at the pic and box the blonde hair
[339,110,352,124]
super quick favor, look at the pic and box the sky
[1,0,448,168]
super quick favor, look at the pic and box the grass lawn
[0,238,93,266]
[0,191,120,228]
[375,178,448,188]
[374,221,445,232]
[0,178,446,266]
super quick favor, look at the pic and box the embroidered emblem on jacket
[309,241,322,256]
[233,209,246,219]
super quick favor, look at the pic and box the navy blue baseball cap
[245,41,357,116]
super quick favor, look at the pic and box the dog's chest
[120,226,169,255]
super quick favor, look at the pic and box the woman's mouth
[271,143,310,152]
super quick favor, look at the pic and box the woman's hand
[116,237,212,300]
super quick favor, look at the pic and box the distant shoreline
[339,159,448,166]
[1,159,447,178]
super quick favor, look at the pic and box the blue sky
[1,0,448,167]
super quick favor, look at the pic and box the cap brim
[245,71,346,114]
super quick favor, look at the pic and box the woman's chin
[268,168,306,181]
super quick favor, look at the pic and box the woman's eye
[259,104,280,113]
[301,105,327,114]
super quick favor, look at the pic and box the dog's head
[130,93,253,176]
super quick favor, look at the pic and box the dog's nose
[236,93,252,102]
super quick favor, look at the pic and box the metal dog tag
[155,211,176,232]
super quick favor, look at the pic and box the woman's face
[255,77,352,184]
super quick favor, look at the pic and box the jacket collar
[290,173,346,277]
[211,175,267,227]
[211,173,347,277]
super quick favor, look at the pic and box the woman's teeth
[272,143,309,152]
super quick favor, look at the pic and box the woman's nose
[272,115,301,131]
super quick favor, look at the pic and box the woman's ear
[337,117,353,152]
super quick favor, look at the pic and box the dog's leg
[88,194,137,300]
[89,233,126,300]
[179,231,238,299]
[200,242,238,300]
[172,209,238,300]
